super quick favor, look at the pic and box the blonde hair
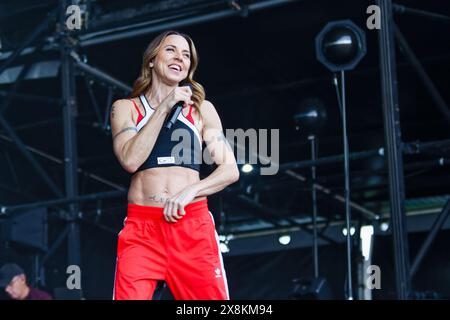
[131,30,205,120]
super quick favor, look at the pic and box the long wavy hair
[131,31,205,120]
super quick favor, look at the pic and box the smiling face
[152,34,191,85]
[131,31,201,98]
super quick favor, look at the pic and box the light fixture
[315,20,367,72]
[342,227,356,236]
[360,225,374,261]
[294,98,328,135]
[278,234,291,245]
[218,234,232,253]
[219,242,230,253]
[380,221,389,232]
[241,164,253,173]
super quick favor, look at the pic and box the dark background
[0,0,449,299]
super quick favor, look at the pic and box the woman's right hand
[159,86,193,114]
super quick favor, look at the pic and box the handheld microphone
[164,82,192,130]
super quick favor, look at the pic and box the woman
[110,30,239,300]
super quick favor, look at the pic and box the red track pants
[113,199,229,300]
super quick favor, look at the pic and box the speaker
[290,277,333,300]
[0,208,48,251]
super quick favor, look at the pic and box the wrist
[191,182,203,196]
[155,103,170,116]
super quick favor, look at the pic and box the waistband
[126,199,208,220]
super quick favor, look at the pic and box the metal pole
[309,135,319,278]
[403,139,450,155]
[339,70,353,300]
[377,0,411,300]
[60,0,81,268]
[79,0,298,47]
[1,190,126,215]
[279,148,384,172]
[393,4,450,23]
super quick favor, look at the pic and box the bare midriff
[127,166,206,207]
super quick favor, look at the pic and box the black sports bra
[134,95,202,173]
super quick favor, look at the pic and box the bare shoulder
[112,98,133,109]
[200,99,216,115]
[200,99,223,133]
[200,99,221,123]
[111,99,134,119]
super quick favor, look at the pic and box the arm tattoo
[111,104,116,119]
[148,194,169,204]
[113,126,137,139]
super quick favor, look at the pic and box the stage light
[219,242,230,253]
[241,164,253,173]
[278,234,291,245]
[342,227,356,236]
[219,234,232,253]
[360,225,374,261]
[380,221,389,232]
[294,98,328,135]
[315,20,367,72]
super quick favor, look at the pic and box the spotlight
[241,164,253,173]
[219,242,230,253]
[219,234,233,253]
[278,234,291,245]
[294,98,328,135]
[380,221,389,232]
[315,20,367,72]
[342,227,356,236]
[360,225,374,261]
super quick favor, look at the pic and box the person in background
[0,263,52,300]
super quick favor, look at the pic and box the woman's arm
[110,87,193,173]
[163,100,239,222]
[110,99,169,173]
[193,100,240,196]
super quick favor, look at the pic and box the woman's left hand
[163,185,199,223]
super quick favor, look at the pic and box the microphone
[164,82,192,130]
